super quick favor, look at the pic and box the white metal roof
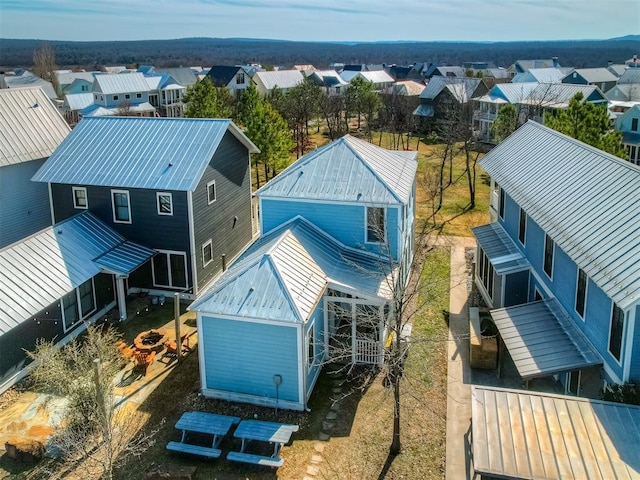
[56,71,96,87]
[472,385,640,480]
[0,88,71,167]
[479,121,640,310]
[82,102,156,117]
[255,134,417,205]
[1,71,58,99]
[253,70,304,90]
[357,70,394,85]
[63,92,94,111]
[93,72,150,95]
[32,116,259,191]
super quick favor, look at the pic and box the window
[632,118,639,132]
[125,94,131,100]
[72,186,88,209]
[518,208,526,245]
[366,207,385,243]
[575,268,587,318]
[307,323,315,371]
[62,279,95,332]
[94,94,98,100]
[534,289,543,301]
[498,188,505,219]
[156,192,173,215]
[136,93,142,99]
[111,190,131,223]
[78,278,96,319]
[152,251,188,289]
[207,180,216,204]
[62,290,79,331]
[543,234,554,278]
[477,247,494,299]
[608,303,625,362]
[113,95,119,101]
[202,240,213,267]
[236,72,245,85]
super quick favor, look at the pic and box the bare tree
[32,43,60,97]
[319,92,346,140]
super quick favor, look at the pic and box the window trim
[202,239,213,268]
[113,95,119,101]
[607,302,625,365]
[632,117,639,132]
[111,189,132,224]
[518,208,526,245]
[543,234,554,279]
[72,186,88,209]
[61,278,96,333]
[207,180,217,205]
[575,268,588,320]
[156,192,173,216]
[136,92,142,99]
[365,206,385,244]
[151,250,189,290]
[125,93,131,100]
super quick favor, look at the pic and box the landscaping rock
[145,464,198,480]
[326,411,338,421]
[322,420,335,431]
[4,439,45,463]
[311,454,324,464]
[318,432,330,441]
[306,465,320,476]
[314,442,326,453]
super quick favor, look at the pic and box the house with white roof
[88,72,156,116]
[252,70,305,96]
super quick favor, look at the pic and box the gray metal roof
[82,102,156,117]
[32,116,259,191]
[63,92,94,111]
[255,135,417,205]
[0,212,154,335]
[618,68,640,85]
[0,88,71,167]
[479,121,640,310]
[153,68,198,87]
[253,70,304,91]
[477,82,539,104]
[93,73,150,95]
[472,223,530,274]
[190,217,393,322]
[357,70,394,85]
[490,299,602,379]
[472,385,640,480]
[419,76,483,101]
[565,68,618,84]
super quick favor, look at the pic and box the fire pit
[134,329,166,353]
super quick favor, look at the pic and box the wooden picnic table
[167,411,240,458]
[227,419,299,467]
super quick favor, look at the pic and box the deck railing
[355,339,383,366]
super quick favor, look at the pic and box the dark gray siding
[192,131,253,292]
[50,184,193,290]
[0,160,52,248]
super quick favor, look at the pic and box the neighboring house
[431,66,466,78]
[511,67,571,84]
[190,135,418,410]
[473,121,640,391]
[153,68,198,88]
[0,211,154,394]
[252,70,304,96]
[62,92,94,125]
[342,71,394,91]
[625,55,640,68]
[562,68,618,93]
[617,68,640,86]
[89,72,155,116]
[308,70,349,95]
[145,73,188,117]
[484,68,511,82]
[0,88,70,248]
[385,65,423,82]
[616,104,640,164]
[607,64,629,77]
[413,76,488,132]
[56,71,96,95]
[0,70,58,101]
[607,83,640,117]
[32,116,260,303]
[206,66,249,95]
[507,58,560,77]
[384,80,425,97]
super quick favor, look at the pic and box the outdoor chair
[133,351,156,376]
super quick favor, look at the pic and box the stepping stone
[330,402,340,411]
[332,387,342,394]
[332,379,344,386]
[318,432,330,441]
[314,442,326,453]
[326,411,338,421]
[307,465,320,476]
[322,420,335,431]
[311,454,324,464]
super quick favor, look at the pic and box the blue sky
[1,0,638,42]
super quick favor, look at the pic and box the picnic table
[227,419,299,468]
[166,412,240,459]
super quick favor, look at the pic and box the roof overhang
[93,241,155,276]
[490,299,602,379]
[472,223,530,274]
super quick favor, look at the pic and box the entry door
[152,251,188,290]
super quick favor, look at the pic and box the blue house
[473,121,640,393]
[190,135,418,410]
[615,104,640,165]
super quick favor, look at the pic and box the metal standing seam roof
[472,223,530,274]
[478,83,539,104]
[153,68,198,87]
[56,71,97,87]
[63,92,94,111]
[189,217,394,322]
[82,102,156,117]
[490,298,602,379]
[93,72,150,95]
[253,70,304,91]
[386,81,425,97]
[479,121,640,310]
[255,135,417,205]
[1,71,58,100]
[32,116,259,191]
[525,83,605,107]
[357,70,394,85]
[472,385,640,480]
[608,84,640,102]
[419,76,483,101]
[565,68,619,84]
[0,212,154,335]
[0,88,71,167]
[412,104,434,117]
[617,69,640,85]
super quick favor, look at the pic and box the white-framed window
[125,94,131,100]
[113,95,119,101]
[543,234,554,278]
[575,268,587,319]
[608,303,625,363]
[207,180,216,204]
[202,239,213,267]
[366,206,385,243]
[72,186,88,209]
[477,246,494,299]
[152,250,188,289]
[61,278,96,333]
[156,192,173,216]
[518,208,526,245]
[111,190,132,224]
[632,118,639,132]
[237,72,245,85]
[307,322,315,372]
[137,93,142,99]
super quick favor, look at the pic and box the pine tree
[491,104,518,143]
[184,77,235,119]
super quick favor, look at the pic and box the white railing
[355,339,383,365]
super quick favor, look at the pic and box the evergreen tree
[544,92,625,158]
[491,104,518,143]
[237,83,261,127]
[184,77,235,118]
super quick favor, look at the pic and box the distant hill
[0,37,638,70]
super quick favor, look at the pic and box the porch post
[116,275,128,321]
[378,305,385,367]
[352,303,357,364]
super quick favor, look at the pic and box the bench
[226,451,284,468]
[166,441,221,459]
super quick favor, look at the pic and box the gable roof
[0,88,71,167]
[93,73,149,95]
[153,68,198,87]
[357,70,394,85]
[608,64,629,77]
[617,68,640,85]
[310,70,349,88]
[32,117,259,191]
[513,59,560,72]
[420,76,484,101]
[206,66,243,87]
[1,70,58,99]
[0,211,154,335]
[512,67,570,83]
[385,80,425,96]
[479,121,640,310]
[433,66,466,78]
[477,83,606,107]
[255,135,417,205]
[607,84,640,102]
[253,70,304,91]
[189,217,393,322]
[56,71,96,88]
[477,82,539,104]
[63,92,94,111]
[563,68,618,84]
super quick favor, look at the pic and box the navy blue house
[473,121,640,393]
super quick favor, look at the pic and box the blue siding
[631,306,640,383]
[261,199,401,259]
[305,306,324,398]
[0,160,51,248]
[201,317,300,403]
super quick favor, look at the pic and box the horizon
[1,0,639,43]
